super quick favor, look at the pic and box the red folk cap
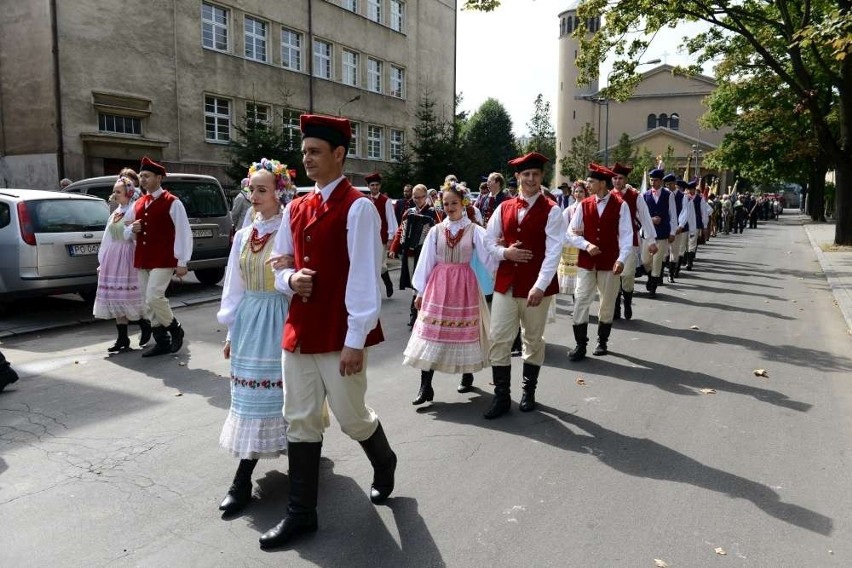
[139,156,166,177]
[365,172,382,184]
[587,162,616,181]
[612,162,633,176]
[507,151,549,173]
[299,113,352,148]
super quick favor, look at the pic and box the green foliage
[457,98,517,186]
[382,150,415,198]
[610,132,634,167]
[559,123,599,181]
[409,93,459,188]
[226,109,304,189]
[524,94,557,186]
[631,147,656,187]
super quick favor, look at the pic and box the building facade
[0,0,457,190]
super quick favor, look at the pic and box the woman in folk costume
[216,158,293,516]
[557,181,590,302]
[93,172,150,352]
[403,185,498,404]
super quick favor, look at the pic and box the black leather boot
[667,261,676,283]
[0,351,20,393]
[647,276,658,298]
[408,297,417,328]
[593,323,612,356]
[483,365,511,419]
[135,318,152,347]
[219,458,257,515]
[359,422,397,503]
[568,323,588,361]
[613,291,622,320]
[141,326,172,358]
[108,324,131,353]
[457,373,474,393]
[168,318,185,353]
[623,292,634,321]
[519,363,540,412]
[259,442,321,549]
[686,251,694,271]
[381,272,394,298]
[412,370,434,405]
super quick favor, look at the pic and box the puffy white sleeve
[98,215,115,265]
[384,199,398,241]
[344,199,383,349]
[169,198,194,267]
[485,203,507,261]
[216,229,247,340]
[412,225,439,295]
[533,204,566,292]
[271,202,296,296]
[566,205,590,249]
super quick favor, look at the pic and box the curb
[801,221,852,335]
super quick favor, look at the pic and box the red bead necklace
[444,218,466,249]
[248,227,273,253]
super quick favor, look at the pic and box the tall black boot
[168,318,185,353]
[667,261,676,283]
[359,422,397,503]
[0,351,20,393]
[408,296,418,328]
[135,318,152,347]
[593,323,612,356]
[519,363,540,412]
[686,251,694,271]
[381,272,394,298]
[412,370,434,405]
[623,292,634,321]
[613,290,622,320]
[568,323,588,361]
[647,276,658,298]
[219,458,257,515]
[141,325,171,358]
[107,324,131,353]
[511,329,523,356]
[259,442,322,549]
[483,365,511,419]
[457,373,474,393]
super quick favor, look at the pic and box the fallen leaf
[763,300,769,303]
[178,362,186,367]
[690,325,700,330]
[174,392,183,397]
[576,377,587,386]
[715,547,727,555]
[753,369,769,377]
[699,388,717,394]
[654,560,670,568]
[792,299,798,303]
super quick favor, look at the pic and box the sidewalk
[800,214,852,335]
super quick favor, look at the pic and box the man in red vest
[365,172,398,298]
[261,114,396,550]
[565,163,634,360]
[129,156,192,357]
[483,152,564,418]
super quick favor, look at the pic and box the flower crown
[441,180,471,207]
[247,158,293,201]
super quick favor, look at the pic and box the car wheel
[194,267,226,286]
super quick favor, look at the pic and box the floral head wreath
[441,180,471,207]
[112,176,142,203]
[247,158,293,202]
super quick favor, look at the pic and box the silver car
[0,189,109,303]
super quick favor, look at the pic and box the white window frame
[342,0,358,13]
[283,111,300,151]
[245,102,270,126]
[244,16,268,62]
[98,113,142,135]
[202,3,229,52]
[390,128,404,161]
[342,50,359,87]
[390,0,404,32]
[368,0,382,23]
[205,95,231,143]
[281,28,303,71]
[349,122,360,157]
[367,125,383,160]
[367,58,383,94]
[390,65,405,98]
[313,39,332,79]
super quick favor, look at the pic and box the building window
[390,65,404,98]
[658,113,669,128]
[390,1,404,32]
[244,16,268,62]
[368,0,382,23]
[646,114,657,130]
[367,125,383,159]
[669,113,680,130]
[367,58,382,93]
[390,129,404,161]
[342,50,359,87]
[281,28,303,71]
[313,40,332,79]
[283,111,300,151]
[98,114,141,135]
[342,0,358,12]
[246,102,269,126]
[205,96,231,142]
[201,3,229,51]
[349,122,360,156]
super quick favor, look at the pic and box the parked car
[63,174,233,285]
[0,189,109,303]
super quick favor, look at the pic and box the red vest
[577,195,622,271]
[370,193,390,244]
[283,180,384,354]
[133,190,177,269]
[494,195,559,298]
[613,187,640,246]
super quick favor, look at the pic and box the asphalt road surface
[2,216,851,567]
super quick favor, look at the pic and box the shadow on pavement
[650,293,798,320]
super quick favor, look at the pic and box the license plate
[192,229,214,238]
[68,244,100,256]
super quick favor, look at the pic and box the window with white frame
[368,0,382,23]
[244,16,267,62]
[390,0,404,32]
[99,114,141,135]
[390,65,404,98]
[246,102,270,126]
[390,129,404,161]
[281,28,302,71]
[313,39,332,79]
[202,3,229,51]
[205,96,231,142]
[342,50,359,87]
[283,111,300,150]
[342,0,358,12]
[367,58,382,93]
[349,122,360,156]
[367,125,383,159]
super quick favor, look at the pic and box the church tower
[555,2,600,185]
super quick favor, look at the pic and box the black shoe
[108,324,131,353]
[593,323,612,356]
[359,422,397,503]
[667,261,676,283]
[412,371,434,405]
[686,252,694,271]
[168,319,184,353]
[483,366,511,419]
[381,272,394,298]
[142,326,171,358]
[136,319,152,347]
[518,363,540,412]
[457,373,474,393]
[0,352,20,393]
[623,292,633,321]
[647,276,658,299]
[568,324,588,361]
[219,479,252,515]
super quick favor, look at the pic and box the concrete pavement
[800,215,852,334]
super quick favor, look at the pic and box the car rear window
[165,181,228,218]
[28,199,109,232]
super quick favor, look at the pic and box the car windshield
[29,199,109,232]
[165,181,228,218]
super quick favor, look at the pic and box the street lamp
[600,58,661,166]
[337,94,361,116]
[691,144,703,180]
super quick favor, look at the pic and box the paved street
[2,215,852,567]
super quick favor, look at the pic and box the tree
[525,94,557,186]
[610,132,634,167]
[226,107,304,190]
[409,92,458,188]
[465,0,852,244]
[559,123,599,181]
[381,150,415,198]
[458,98,517,185]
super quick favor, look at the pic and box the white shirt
[412,216,498,294]
[125,186,194,267]
[565,193,634,265]
[272,176,382,350]
[679,191,697,234]
[99,202,136,264]
[616,186,657,246]
[371,192,399,241]
[486,193,565,293]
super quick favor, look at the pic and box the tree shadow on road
[648,293,797,320]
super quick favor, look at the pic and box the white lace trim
[250,212,283,237]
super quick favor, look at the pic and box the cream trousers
[138,268,175,327]
[641,239,670,277]
[488,291,552,367]
[573,268,621,325]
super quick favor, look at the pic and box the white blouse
[98,202,136,264]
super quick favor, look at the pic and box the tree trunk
[807,164,826,222]
[835,160,852,245]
